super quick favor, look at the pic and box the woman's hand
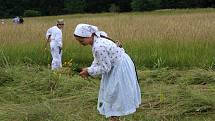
[79,68,89,78]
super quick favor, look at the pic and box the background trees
[0,0,215,18]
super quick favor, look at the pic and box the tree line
[0,0,215,18]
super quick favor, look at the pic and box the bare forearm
[45,36,51,49]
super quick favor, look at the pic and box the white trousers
[50,45,62,70]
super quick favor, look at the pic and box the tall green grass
[1,9,215,69]
[1,39,215,69]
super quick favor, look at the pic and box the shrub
[24,10,41,17]
[131,0,161,11]
[109,4,120,12]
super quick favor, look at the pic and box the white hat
[74,23,98,37]
[57,19,64,25]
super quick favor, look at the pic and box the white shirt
[46,26,62,47]
[13,17,19,24]
[88,37,125,76]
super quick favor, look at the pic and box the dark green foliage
[109,4,120,12]
[24,10,41,17]
[161,0,215,9]
[84,0,113,13]
[131,0,161,11]
[0,0,24,18]
[64,0,86,13]
[115,0,132,12]
[1,0,215,18]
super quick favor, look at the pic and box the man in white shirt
[45,19,64,70]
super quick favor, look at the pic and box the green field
[0,9,215,121]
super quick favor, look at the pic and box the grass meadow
[0,9,215,121]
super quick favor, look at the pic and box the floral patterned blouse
[87,37,125,76]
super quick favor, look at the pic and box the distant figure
[19,17,24,24]
[45,19,65,70]
[12,16,24,24]
[1,19,5,24]
[12,16,20,24]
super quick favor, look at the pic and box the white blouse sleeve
[46,28,52,39]
[87,46,111,76]
[91,58,99,68]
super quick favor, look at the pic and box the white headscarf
[74,23,107,37]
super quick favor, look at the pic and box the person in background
[1,19,5,24]
[19,16,24,24]
[73,23,141,121]
[45,19,64,70]
[12,16,20,24]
